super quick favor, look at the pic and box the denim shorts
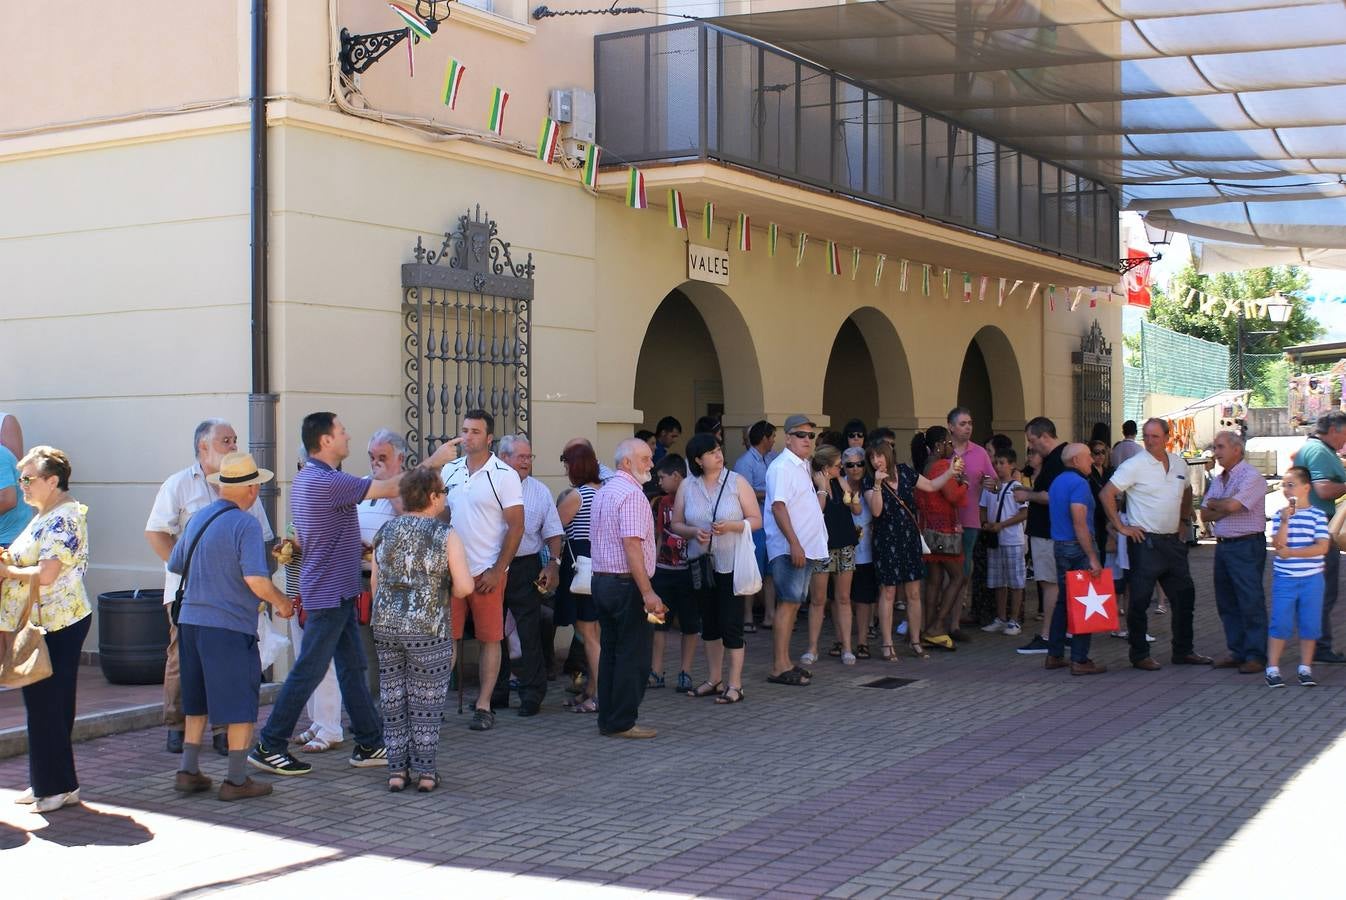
[770,555,821,603]
[752,529,768,580]
[179,623,261,725]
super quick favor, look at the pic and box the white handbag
[732,523,762,596]
[568,540,593,596]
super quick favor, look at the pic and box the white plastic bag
[732,524,762,596]
[257,610,291,670]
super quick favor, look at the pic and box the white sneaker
[14,787,34,805]
[1003,621,1022,636]
[1112,629,1128,639]
[33,789,79,813]
[896,621,909,636]
[1146,633,1156,643]
[841,651,857,666]
[981,618,1007,633]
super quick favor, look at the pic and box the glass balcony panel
[759,50,797,173]
[1041,162,1062,248]
[649,27,702,156]
[948,127,974,225]
[595,32,650,160]
[926,121,951,218]
[834,82,867,194]
[864,94,895,202]
[897,105,923,209]
[714,34,756,161]
[1078,181,1096,260]
[998,148,1020,239]
[974,135,997,232]
[799,63,831,185]
[1020,156,1041,243]
[1059,171,1079,256]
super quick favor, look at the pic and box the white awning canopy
[709,0,1346,268]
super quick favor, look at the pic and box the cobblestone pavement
[2,544,1344,898]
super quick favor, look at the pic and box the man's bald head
[1062,442,1092,475]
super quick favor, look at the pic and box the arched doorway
[822,307,917,442]
[633,283,763,450]
[957,325,1026,444]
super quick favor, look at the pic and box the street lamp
[1236,293,1293,390]
[1265,295,1293,325]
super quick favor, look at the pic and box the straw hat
[206,451,275,487]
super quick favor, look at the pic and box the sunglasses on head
[788,431,816,440]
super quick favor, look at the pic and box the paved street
[3,544,1344,898]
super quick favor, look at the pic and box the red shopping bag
[1065,569,1119,634]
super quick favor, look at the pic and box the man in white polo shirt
[441,410,524,732]
[146,418,274,756]
[764,414,828,686]
[1100,417,1212,671]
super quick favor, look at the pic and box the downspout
[248,0,279,533]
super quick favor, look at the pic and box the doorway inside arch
[957,326,1025,445]
[634,290,723,447]
[822,317,880,437]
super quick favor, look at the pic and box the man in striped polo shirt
[250,412,460,776]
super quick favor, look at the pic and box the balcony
[595,22,1118,271]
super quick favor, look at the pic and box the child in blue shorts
[1267,466,1331,688]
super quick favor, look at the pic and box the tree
[1148,265,1322,349]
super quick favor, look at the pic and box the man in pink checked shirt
[589,438,669,740]
[947,407,997,640]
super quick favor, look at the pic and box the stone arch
[632,282,765,441]
[957,324,1026,443]
[822,306,917,439]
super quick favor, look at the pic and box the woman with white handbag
[556,442,603,714]
[670,433,761,706]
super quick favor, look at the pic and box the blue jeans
[1048,541,1092,663]
[260,597,382,751]
[1213,537,1268,663]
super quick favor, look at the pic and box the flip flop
[791,664,814,680]
[766,670,810,686]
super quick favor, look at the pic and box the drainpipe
[248,0,279,533]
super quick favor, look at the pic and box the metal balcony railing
[595,22,1119,270]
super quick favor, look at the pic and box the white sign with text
[687,243,730,285]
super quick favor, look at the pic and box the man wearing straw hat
[168,452,294,801]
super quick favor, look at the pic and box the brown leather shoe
[1213,656,1241,669]
[218,777,274,802]
[1172,653,1214,666]
[173,771,213,793]
[1044,656,1069,670]
[1238,660,1265,674]
[1133,658,1162,671]
[1071,659,1107,676]
[604,725,657,739]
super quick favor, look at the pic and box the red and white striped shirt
[590,470,656,577]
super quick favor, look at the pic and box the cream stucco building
[1,0,1124,641]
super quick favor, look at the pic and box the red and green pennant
[580,144,600,189]
[768,223,779,257]
[626,167,647,209]
[702,201,715,241]
[441,58,466,109]
[826,241,841,276]
[387,2,433,39]
[737,213,751,251]
[536,116,560,164]
[487,87,509,135]
[668,189,687,228]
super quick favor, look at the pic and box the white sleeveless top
[682,468,746,574]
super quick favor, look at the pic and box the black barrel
[98,589,169,685]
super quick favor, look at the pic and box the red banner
[1065,569,1120,634]
[1124,248,1152,307]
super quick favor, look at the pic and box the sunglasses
[788,431,817,440]
[18,475,40,486]
[847,432,865,439]
[843,462,866,469]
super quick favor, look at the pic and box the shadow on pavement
[162,853,351,898]
[33,803,153,847]
[0,821,29,850]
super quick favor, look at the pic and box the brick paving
[2,543,1344,898]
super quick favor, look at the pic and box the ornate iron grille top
[411,204,535,297]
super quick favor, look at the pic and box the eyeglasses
[788,431,816,440]
[843,462,866,469]
[18,475,39,486]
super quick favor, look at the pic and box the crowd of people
[4,404,1346,809]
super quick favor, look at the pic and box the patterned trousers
[373,631,453,776]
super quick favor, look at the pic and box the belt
[1216,533,1263,544]
[594,572,633,581]
[514,552,540,561]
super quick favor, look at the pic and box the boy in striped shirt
[1267,466,1331,688]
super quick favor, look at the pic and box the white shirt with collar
[518,475,565,556]
[442,453,524,575]
[1107,450,1189,534]
[145,461,275,604]
[764,449,828,561]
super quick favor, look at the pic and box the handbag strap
[705,472,730,554]
[993,482,1011,523]
[178,505,234,601]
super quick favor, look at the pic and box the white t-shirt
[442,453,524,575]
[1107,450,1189,534]
[980,484,1027,546]
[357,497,397,546]
[145,462,275,603]
[763,450,828,561]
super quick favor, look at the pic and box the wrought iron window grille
[403,205,535,463]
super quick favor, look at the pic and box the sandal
[688,680,723,698]
[922,634,956,652]
[563,692,591,708]
[715,686,745,704]
[647,671,665,689]
[791,664,813,680]
[571,696,598,713]
[388,771,409,793]
[292,728,317,746]
[910,642,930,660]
[743,622,758,634]
[828,641,843,658]
[416,772,440,793]
[800,652,818,666]
[765,669,810,686]
[298,735,340,753]
[880,644,899,662]
[855,644,871,660]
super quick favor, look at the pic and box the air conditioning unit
[550,88,596,144]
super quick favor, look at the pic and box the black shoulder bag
[691,475,729,591]
[170,506,233,626]
[982,484,1011,550]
